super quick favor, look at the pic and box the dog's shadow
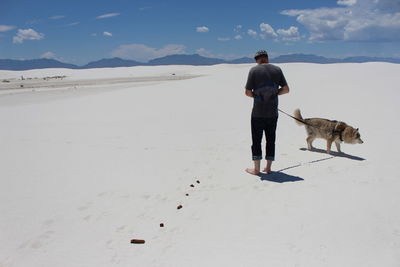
[259,171,304,183]
[300,148,366,161]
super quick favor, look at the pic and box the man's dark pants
[251,117,278,161]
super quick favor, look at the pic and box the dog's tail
[294,109,305,126]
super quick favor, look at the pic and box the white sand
[0,63,399,267]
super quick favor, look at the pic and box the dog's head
[343,127,364,144]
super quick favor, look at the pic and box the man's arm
[246,86,289,97]
[278,85,289,95]
[245,89,254,98]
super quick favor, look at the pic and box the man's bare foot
[263,160,273,174]
[262,168,272,174]
[245,168,260,175]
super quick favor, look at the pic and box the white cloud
[234,25,243,32]
[277,26,301,41]
[103,31,112,37]
[217,37,230,41]
[282,0,400,42]
[96,13,120,19]
[373,0,400,13]
[112,44,186,62]
[139,7,152,11]
[281,8,352,42]
[196,48,213,57]
[259,23,278,39]
[196,48,238,60]
[234,34,243,40]
[13,28,44,44]
[196,26,209,33]
[247,29,258,38]
[337,0,357,6]
[246,23,301,42]
[41,52,56,59]
[26,19,42,25]
[67,22,80,26]
[50,15,65,20]
[0,25,15,32]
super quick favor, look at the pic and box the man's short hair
[254,50,268,60]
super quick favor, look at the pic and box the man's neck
[257,59,269,64]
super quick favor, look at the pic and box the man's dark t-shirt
[245,64,288,118]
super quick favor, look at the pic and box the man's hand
[278,85,289,95]
[245,89,253,98]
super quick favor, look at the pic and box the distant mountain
[341,56,400,64]
[271,54,338,64]
[82,57,145,68]
[0,58,78,71]
[1,54,399,70]
[228,57,253,64]
[271,54,400,64]
[148,54,225,66]
[149,54,254,65]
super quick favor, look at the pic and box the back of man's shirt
[245,64,288,118]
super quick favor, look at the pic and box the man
[245,50,289,175]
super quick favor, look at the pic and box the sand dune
[0,74,200,91]
[0,63,399,267]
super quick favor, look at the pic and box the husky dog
[294,109,363,154]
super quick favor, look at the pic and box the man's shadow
[259,171,304,183]
[299,148,366,161]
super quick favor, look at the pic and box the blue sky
[1,0,399,65]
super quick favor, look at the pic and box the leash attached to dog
[278,108,310,126]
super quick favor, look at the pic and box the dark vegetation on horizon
[1,53,399,70]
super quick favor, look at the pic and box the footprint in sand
[115,225,126,233]
[42,219,54,227]
[77,201,93,212]
[97,192,108,197]
[77,206,89,211]
[83,215,91,221]
[29,231,55,249]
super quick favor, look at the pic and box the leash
[278,108,310,126]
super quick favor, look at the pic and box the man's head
[254,50,268,64]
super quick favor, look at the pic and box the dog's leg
[306,136,315,151]
[335,141,342,153]
[326,139,333,154]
